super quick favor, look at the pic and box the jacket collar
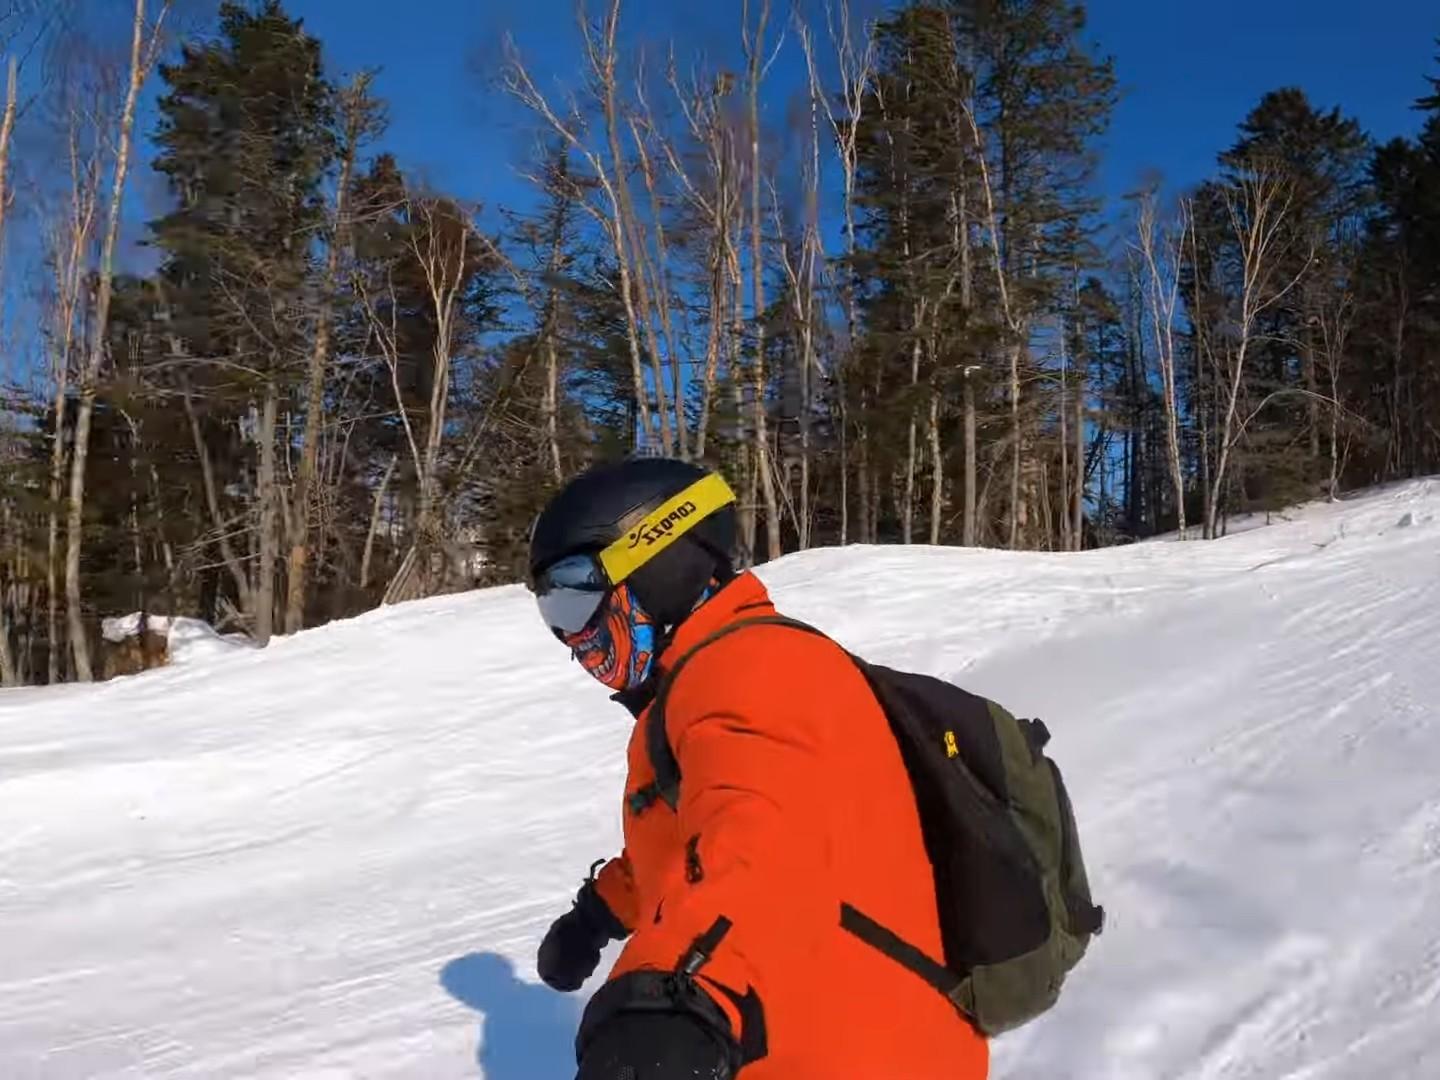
[608,572,774,718]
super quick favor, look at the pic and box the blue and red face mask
[531,554,658,692]
[531,551,722,693]
[561,582,659,693]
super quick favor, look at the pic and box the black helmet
[529,458,738,629]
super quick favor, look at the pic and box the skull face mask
[560,582,658,693]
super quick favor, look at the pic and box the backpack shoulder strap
[628,615,826,816]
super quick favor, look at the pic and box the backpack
[634,615,1104,1037]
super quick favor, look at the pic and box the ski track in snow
[1,481,1437,1079]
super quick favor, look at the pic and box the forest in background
[0,0,1437,685]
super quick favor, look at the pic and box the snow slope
[2,481,1438,1080]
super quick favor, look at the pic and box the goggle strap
[599,473,736,585]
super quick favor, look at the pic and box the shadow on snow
[440,952,580,1080]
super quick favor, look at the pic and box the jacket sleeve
[611,629,841,1042]
[593,852,640,934]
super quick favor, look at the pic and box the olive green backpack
[632,616,1104,1037]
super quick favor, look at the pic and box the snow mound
[1,480,1438,1079]
[100,613,254,667]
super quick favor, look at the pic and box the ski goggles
[532,553,612,636]
[530,471,737,635]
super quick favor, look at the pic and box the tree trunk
[46,390,67,683]
[284,87,363,635]
[1207,345,1244,541]
[1200,391,1213,538]
[746,0,781,561]
[1194,313,1214,538]
[360,453,398,591]
[728,250,755,558]
[0,56,17,258]
[421,338,451,531]
[838,378,849,545]
[1303,310,1320,463]
[1073,365,1084,549]
[1007,341,1022,549]
[1388,294,1403,477]
[743,444,760,562]
[799,294,812,550]
[928,382,942,545]
[630,119,688,457]
[0,608,15,687]
[694,143,730,459]
[902,327,921,544]
[543,331,563,483]
[64,0,165,682]
[824,0,871,548]
[1140,195,1188,541]
[0,503,16,686]
[1038,458,1053,550]
[1059,314,1071,552]
[1329,358,1341,500]
[856,412,871,545]
[798,130,820,551]
[963,371,977,546]
[0,605,17,687]
[65,382,96,680]
[182,376,250,608]
[253,385,280,646]
[46,121,95,684]
[694,233,726,458]
[597,4,672,456]
[864,457,875,541]
[121,410,145,610]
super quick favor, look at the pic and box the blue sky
[7,0,1436,379]
[280,0,1439,230]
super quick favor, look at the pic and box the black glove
[576,1009,738,1080]
[537,879,627,992]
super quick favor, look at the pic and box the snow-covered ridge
[1,481,1437,1078]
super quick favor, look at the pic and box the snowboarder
[528,457,988,1080]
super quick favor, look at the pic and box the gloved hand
[576,1009,739,1080]
[537,879,627,992]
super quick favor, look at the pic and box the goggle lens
[533,554,611,634]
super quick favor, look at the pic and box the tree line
[0,0,1437,685]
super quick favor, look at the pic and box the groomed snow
[1,481,1437,1079]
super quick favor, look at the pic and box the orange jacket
[592,572,988,1080]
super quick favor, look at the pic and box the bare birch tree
[410,199,471,534]
[44,95,102,681]
[1136,189,1190,539]
[667,60,739,459]
[627,76,688,455]
[64,0,170,681]
[355,191,476,603]
[0,8,34,682]
[0,55,17,259]
[531,154,577,484]
[586,7,673,456]
[253,386,280,644]
[742,0,782,560]
[504,4,664,454]
[958,94,1025,548]
[1314,284,1355,500]
[814,0,874,545]
[284,73,379,634]
[360,452,398,590]
[785,14,831,549]
[1206,167,1308,539]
